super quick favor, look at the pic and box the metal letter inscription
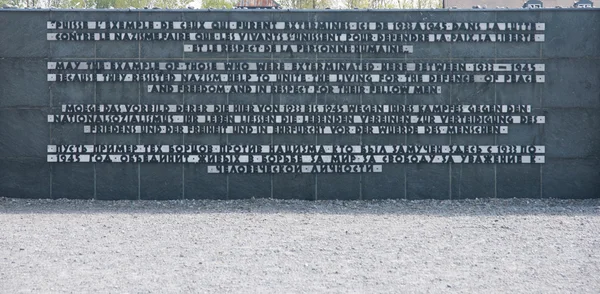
[46,19,546,174]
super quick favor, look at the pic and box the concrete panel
[542,159,600,199]
[451,164,495,199]
[95,164,139,200]
[544,108,600,159]
[52,163,95,199]
[0,59,49,107]
[496,164,541,198]
[0,11,49,58]
[543,59,600,108]
[140,165,183,200]
[541,11,600,58]
[406,165,450,200]
[0,159,50,198]
[0,109,50,158]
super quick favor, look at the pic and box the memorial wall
[0,9,598,200]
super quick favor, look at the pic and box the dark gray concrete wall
[0,9,598,200]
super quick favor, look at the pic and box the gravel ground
[1,197,599,293]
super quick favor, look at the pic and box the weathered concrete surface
[0,9,599,199]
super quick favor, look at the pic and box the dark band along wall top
[0,9,599,200]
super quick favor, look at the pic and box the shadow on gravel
[1,197,599,216]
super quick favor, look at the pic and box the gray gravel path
[1,198,599,293]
